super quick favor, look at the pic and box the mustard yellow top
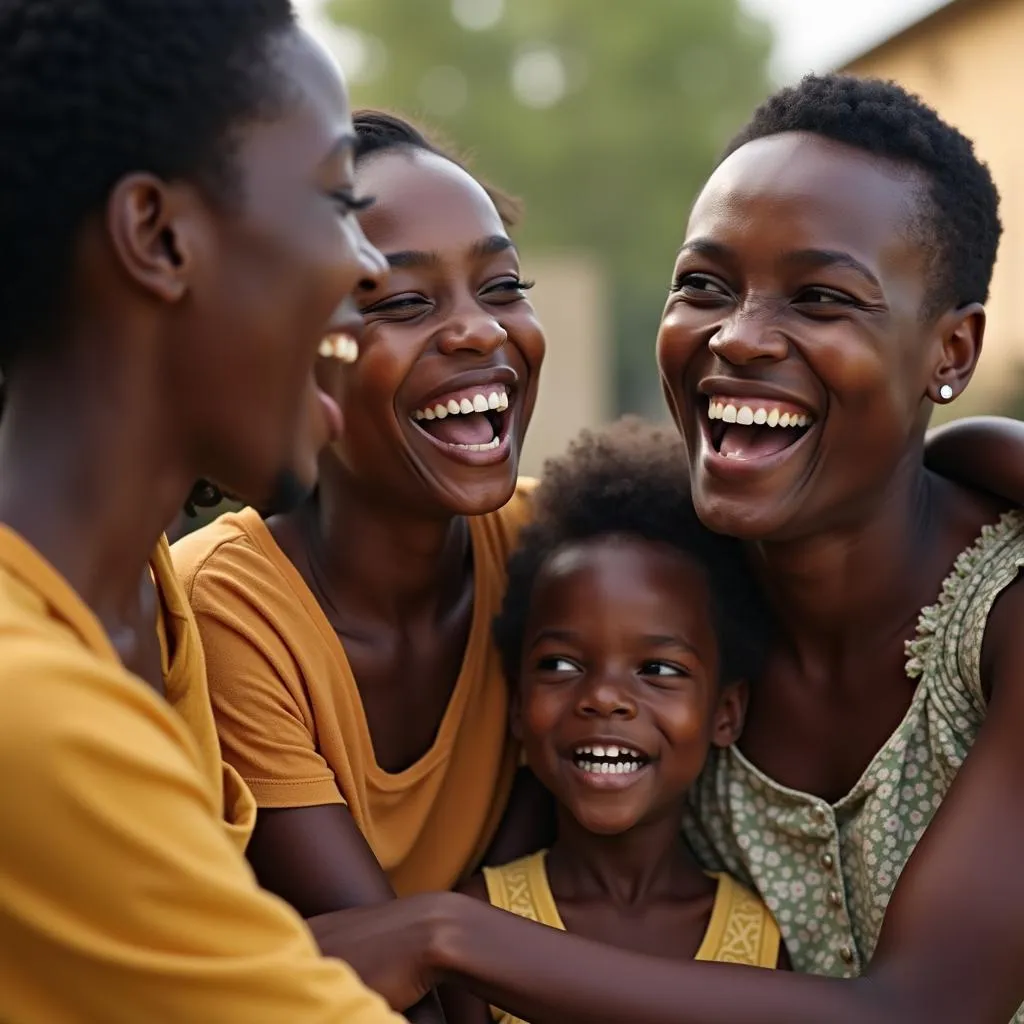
[483,850,780,1024]
[172,480,535,896]
[0,526,402,1024]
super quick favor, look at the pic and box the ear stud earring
[939,384,954,402]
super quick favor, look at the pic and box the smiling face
[657,131,983,542]
[176,27,387,509]
[514,535,743,837]
[318,147,545,517]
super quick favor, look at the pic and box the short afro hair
[0,0,296,373]
[724,73,1001,314]
[494,418,773,688]
[353,109,523,229]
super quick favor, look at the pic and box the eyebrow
[679,238,880,288]
[384,235,516,271]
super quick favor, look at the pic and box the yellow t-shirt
[0,526,402,1024]
[482,850,781,1024]
[172,480,535,896]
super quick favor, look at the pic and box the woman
[171,112,547,1017]
[0,2,401,1021]
[330,75,1024,1024]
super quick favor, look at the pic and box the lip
[409,366,519,411]
[566,759,654,792]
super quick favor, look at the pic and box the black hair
[353,109,523,228]
[724,73,1001,314]
[0,0,296,375]
[494,418,773,688]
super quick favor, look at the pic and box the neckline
[234,506,489,789]
[727,509,1024,811]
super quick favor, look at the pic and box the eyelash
[329,190,376,213]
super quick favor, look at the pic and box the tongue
[719,424,799,461]
[422,411,495,447]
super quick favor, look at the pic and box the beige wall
[845,0,1024,423]
[517,252,611,475]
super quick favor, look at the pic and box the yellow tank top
[482,850,781,1024]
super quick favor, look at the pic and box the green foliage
[329,0,773,412]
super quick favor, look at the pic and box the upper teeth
[574,745,642,760]
[707,400,810,428]
[318,333,359,364]
[412,388,509,422]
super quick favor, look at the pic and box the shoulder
[170,508,271,602]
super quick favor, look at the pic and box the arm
[479,766,556,868]
[415,580,1024,1023]
[438,876,494,1024]
[925,415,1024,503]
[0,646,402,1024]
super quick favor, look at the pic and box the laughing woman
[172,112,546,1016]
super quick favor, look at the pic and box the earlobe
[931,302,985,404]
[711,680,748,749]
[106,173,196,305]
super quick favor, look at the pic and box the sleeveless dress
[684,510,1024,1022]
[482,850,781,1024]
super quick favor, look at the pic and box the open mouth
[410,383,513,460]
[571,744,651,777]
[705,395,815,463]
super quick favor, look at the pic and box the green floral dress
[685,511,1024,1020]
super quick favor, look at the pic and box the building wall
[845,0,1024,423]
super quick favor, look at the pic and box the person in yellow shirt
[172,111,547,1021]
[0,1,404,1020]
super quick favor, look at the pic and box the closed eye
[362,294,431,318]
[329,189,376,214]
[482,276,535,304]
[672,272,732,300]
[794,286,857,306]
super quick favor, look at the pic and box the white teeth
[319,334,360,363]
[411,388,510,424]
[422,407,436,421]
[593,745,606,758]
[459,398,474,414]
[473,394,489,413]
[705,398,812,431]
[488,392,500,410]
[447,399,461,415]
[434,405,448,419]
[450,437,501,451]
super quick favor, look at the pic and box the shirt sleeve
[190,581,346,808]
[0,640,396,1024]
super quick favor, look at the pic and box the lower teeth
[576,760,642,775]
[451,437,500,451]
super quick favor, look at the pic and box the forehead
[688,133,926,272]
[355,149,507,254]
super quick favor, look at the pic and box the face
[514,536,743,837]
[657,132,982,542]
[172,27,387,509]
[318,148,545,517]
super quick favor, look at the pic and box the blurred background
[177,0,1024,538]
[291,0,1024,476]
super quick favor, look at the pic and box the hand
[308,891,461,1011]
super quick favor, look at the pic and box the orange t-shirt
[172,480,535,896]
[0,527,402,1024]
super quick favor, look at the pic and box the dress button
[821,852,834,870]
[839,945,855,964]
[828,890,843,908]
[812,804,828,822]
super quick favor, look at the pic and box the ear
[710,680,748,749]
[106,173,204,305]
[929,302,985,405]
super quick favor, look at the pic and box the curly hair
[725,73,1001,314]
[0,0,295,374]
[493,418,773,688]
[353,109,523,228]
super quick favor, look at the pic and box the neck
[546,801,705,907]
[749,446,942,661]
[298,457,471,623]
[0,350,190,621]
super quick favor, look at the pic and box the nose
[575,673,637,721]
[354,229,389,292]
[708,306,788,366]
[437,309,508,357]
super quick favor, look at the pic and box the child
[443,418,785,1024]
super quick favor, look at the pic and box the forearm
[430,898,934,1024]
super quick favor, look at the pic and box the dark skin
[442,536,764,1024]
[238,148,547,1020]
[0,28,384,696]
[317,132,1024,1024]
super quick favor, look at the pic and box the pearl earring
[939,384,954,402]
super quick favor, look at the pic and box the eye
[361,293,431,319]
[328,189,376,215]
[482,276,535,304]
[793,286,856,308]
[535,655,580,674]
[639,660,687,679]
[672,272,732,300]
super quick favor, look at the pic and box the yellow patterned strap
[482,852,562,1024]
[696,872,781,968]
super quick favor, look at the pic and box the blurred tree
[327,0,773,414]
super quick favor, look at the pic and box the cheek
[520,688,566,744]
